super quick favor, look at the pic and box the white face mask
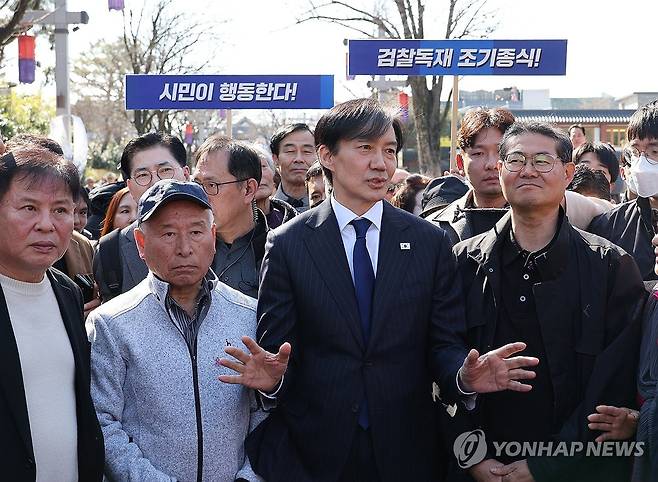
[629,154,658,198]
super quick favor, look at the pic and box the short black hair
[573,141,619,183]
[627,100,658,143]
[500,121,572,164]
[269,123,314,156]
[119,132,187,180]
[6,134,65,156]
[0,148,80,203]
[569,124,586,136]
[314,98,404,185]
[194,135,262,184]
[78,185,90,207]
[305,161,323,182]
[568,164,611,201]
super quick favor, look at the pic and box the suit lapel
[121,224,148,286]
[368,203,412,352]
[0,284,34,457]
[303,201,364,351]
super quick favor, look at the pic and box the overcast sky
[8,0,657,106]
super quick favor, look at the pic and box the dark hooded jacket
[267,197,298,229]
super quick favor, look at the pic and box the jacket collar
[275,184,309,209]
[0,268,88,459]
[636,196,654,232]
[216,208,269,247]
[469,207,571,281]
[432,191,472,223]
[147,269,219,310]
[432,190,508,223]
[330,195,384,233]
[269,198,298,223]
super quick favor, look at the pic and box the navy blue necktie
[350,218,375,429]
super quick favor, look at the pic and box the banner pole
[450,75,459,172]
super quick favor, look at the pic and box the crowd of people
[1,97,658,482]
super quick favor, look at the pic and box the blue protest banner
[125,74,334,110]
[348,39,567,76]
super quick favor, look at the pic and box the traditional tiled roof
[509,109,635,124]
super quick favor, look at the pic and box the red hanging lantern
[398,92,409,122]
[18,34,36,84]
[108,0,124,11]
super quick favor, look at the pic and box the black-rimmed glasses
[132,165,180,186]
[194,178,248,196]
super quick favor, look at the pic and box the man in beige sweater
[0,147,104,481]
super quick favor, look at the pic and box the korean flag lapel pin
[400,242,411,250]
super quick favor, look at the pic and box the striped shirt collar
[148,269,219,307]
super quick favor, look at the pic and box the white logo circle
[453,429,487,469]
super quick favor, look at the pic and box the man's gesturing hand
[217,336,291,392]
[459,342,539,393]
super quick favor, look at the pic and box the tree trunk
[409,77,442,175]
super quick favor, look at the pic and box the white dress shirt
[332,196,475,406]
[261,196,383,402]
[330,195,383,280]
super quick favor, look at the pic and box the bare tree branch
[392,0,412,38]
[445,0,457,39]
[298,0,401,37]
[296,0,496,173]
[404,0,418,38]
[297,15,379,38]
[0,0,32,57]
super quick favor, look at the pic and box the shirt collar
[330,195,383,233]
[276,184,309,207]
[502,208,567,278]
[148,269,219,306]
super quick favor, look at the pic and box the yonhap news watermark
[453,429,645,469]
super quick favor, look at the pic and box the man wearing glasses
[446,121,644,482]
[588,101,658,280]
[93,132,190,301]
[192,135,266,299]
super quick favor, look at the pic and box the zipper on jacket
[189,347,204,482]
[168,317,204,482]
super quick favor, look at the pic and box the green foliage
[0,91,54,139]
[87,139,124,172]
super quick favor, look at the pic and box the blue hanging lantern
[19,59,36,84]
[108,0,124,11]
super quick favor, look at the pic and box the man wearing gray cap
[87,179,264,482]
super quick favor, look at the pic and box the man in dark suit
[219,99,540,482]
[0,148,104,481]
[94,132,190,301]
